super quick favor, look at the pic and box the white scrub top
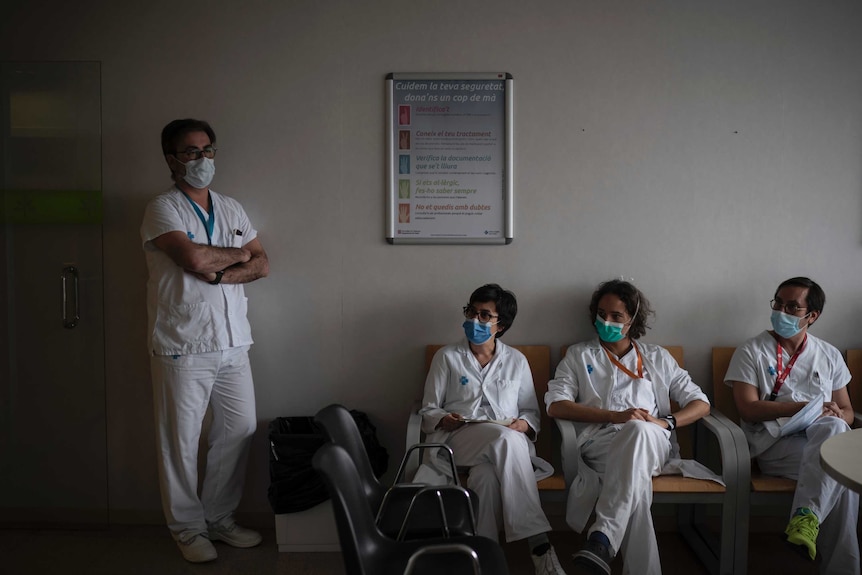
[420,339,542,438]
[545,339,709,455]
[141,186,258,356]
[545,339,718,531]
[724,330,851,457]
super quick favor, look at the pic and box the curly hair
[588,279,654,340]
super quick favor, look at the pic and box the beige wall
[3,0,862,521]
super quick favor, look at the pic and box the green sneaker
[784,509,819,561]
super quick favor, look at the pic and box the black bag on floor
[348,409,389,478]
[267,411,388,514]
[267,416,328,514]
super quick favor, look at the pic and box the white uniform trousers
[151,347,257,540]
[447,423,551,543]
[757,416,860,575]
[582,420,671,575]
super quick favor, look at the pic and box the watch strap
[209,270,225,285]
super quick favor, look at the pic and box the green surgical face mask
[594,297,639,343]
[594,317,626,342]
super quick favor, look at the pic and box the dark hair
[161,118,216,156]
[588,279,653,340]
[469,283,517,338]
[775,277,825,315]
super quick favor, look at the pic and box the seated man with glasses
[545,279,712,575]
[419,284,568,575]
[725,277,859,572]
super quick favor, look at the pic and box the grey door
[0,61,107,524]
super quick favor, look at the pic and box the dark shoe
[573,538,611,575]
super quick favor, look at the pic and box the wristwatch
[209,270,225,285]
[663,414,677,431]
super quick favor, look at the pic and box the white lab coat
[141,186,258,356]
[725,331,859,575]
[418,340,553,542]
[545,340,719,574]
[420,339,541,435]
[141,186,259,539]
[724,330,850,457]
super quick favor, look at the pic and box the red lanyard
[771,335,807,401]
[602,342,643,380]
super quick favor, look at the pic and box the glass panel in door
[0,61,106,524]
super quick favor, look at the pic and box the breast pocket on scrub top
[492,379,521,416]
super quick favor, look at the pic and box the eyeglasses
[770,299,807,315]
[463,305,499,323]
[174,146,217,160]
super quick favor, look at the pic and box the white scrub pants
[151,347,257,540]
[447,423,551,543]
[757,416,860,575]
[582,420,671,575]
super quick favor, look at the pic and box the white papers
[461,417,516,426]
[766,400,822,438]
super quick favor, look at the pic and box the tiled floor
[2,522,857,574]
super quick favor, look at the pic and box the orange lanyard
[771,335,807,401]
[602,342,643,380]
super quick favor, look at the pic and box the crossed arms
[547,399,710,430]
[153,230,269,284]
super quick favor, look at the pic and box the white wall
[3,0,862,521]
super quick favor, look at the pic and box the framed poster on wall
[386,73,514,244]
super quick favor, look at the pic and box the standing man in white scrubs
[546,279,711,575]
[141,119,269,563]
[725,277,859,574]
[419,284,568,575]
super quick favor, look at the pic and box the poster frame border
[385,72,514,245]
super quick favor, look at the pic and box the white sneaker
[532,545,568,575]
[177,535,217,563]
[208,521,263,548]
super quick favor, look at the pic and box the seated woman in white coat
[419,284,568,575]
[545,280,711,575]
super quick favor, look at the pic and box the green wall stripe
[1,190,102,224]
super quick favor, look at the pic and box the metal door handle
[62,265,79,329]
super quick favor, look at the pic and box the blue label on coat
[460,376,469,385]
[768,366,776,376]
[587,364,593,374]
[187,231,195,240]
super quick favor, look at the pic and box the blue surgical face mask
[771,310,809,339]
[462,319,494,345]
[594,317,626,343]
